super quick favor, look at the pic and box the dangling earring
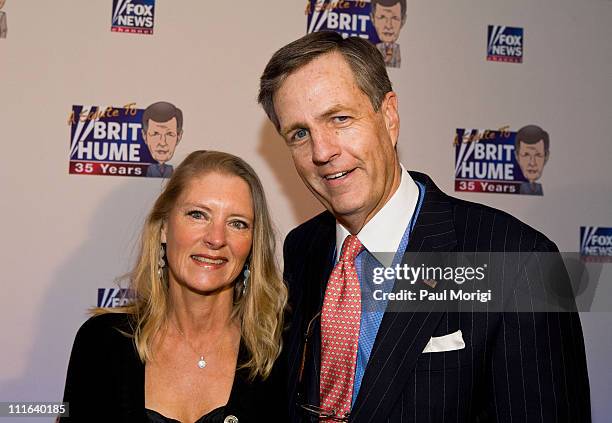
[158,243,167,281]
[242,263,250,296]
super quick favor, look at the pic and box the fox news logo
[111,0,155,34]
[487,25,523,63]
[98,288,135,307]
[306,0,375,40]
[580,227,612,262]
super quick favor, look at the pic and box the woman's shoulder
[74,312,136,343]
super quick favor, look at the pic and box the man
[0,0,7,39]
[141,101,183,178]
[515,124,550,196]
[371,0,406,68]
[258,31,590,422]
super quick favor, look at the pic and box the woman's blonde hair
[98,150,287,380]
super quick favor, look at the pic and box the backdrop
[1,1,610,421]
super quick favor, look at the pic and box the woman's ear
[161,221,167,244]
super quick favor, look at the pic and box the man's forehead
[274,56,371,131]
[519,140,545,152]
[374,3,402,14]
[278,53,361,98]
[148,117,177,128]
[519,140,545,147]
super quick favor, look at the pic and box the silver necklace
[171,320,208,369]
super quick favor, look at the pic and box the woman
[61,151,288,422]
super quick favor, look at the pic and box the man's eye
[293,129,309,141]
[334,116,349,123]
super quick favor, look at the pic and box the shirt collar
[335,164,419,266]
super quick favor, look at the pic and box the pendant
[198,357,207,369]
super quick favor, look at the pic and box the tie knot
[339,235,364,263]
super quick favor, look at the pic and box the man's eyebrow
[319,104,347,120]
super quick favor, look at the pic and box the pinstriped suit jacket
[280,171,591,422]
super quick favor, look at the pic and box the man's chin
[329,202,364,221]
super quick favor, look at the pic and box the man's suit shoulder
[284,211,334,249]
[446,193,556,252]
[407,171,553,251]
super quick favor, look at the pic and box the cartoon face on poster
[454,125,550,195]
[0,0,8,39]
[68,101,183,178]
[513,125,550,195]
[305,0,407,68]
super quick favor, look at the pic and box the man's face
[372,3,403,44]
[143,117,182,164]
[273,52,401,233]
[516,140,548,183]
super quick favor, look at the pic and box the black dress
[60,313,286,423]
[145,406,225,423]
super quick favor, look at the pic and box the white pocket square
[422,330,465,353]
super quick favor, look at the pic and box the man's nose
[311,128,341,165]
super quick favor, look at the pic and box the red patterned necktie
[320,235,364,419]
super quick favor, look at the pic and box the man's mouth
[324,168,355,181]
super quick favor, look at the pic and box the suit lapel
[351,172,458,423]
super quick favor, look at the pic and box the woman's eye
[230,220,249,230]
[187,210,205,219]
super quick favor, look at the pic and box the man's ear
[177,130,183,145]
[544,150,550,165]
[381,91,400,148]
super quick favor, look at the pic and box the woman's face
[162,171,254,295]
